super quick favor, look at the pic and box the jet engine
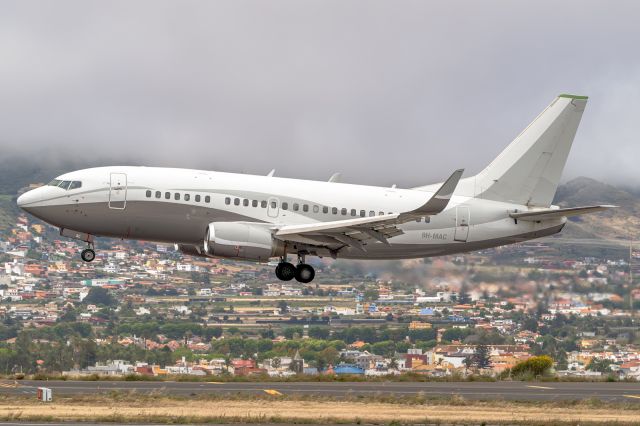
[203,222,285,261]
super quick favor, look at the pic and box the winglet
[267,169,276,177]
[328,172,341,183]
[408,169,464,216]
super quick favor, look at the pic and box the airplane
[17,94,614,283]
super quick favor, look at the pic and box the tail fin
[468,94,587,207]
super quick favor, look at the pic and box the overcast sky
[1,0,639,187]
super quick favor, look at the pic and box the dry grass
[0,394,638,424]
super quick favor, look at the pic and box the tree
[271,357,281,369]
[511,355,553,377]
[308,326,330,339]
[277,300,289,314]
[473,344,492,369]
[83,287,116,306]
[586,357,613,373]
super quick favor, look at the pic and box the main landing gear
[275,255,315,283]
[80,243,96,262]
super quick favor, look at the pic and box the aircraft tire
[275,262,296,281]
[295,263,315,283]
[81,248,96,262]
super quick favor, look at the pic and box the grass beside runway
[0,392,638,425]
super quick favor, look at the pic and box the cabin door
[109,173,127,209]
[267,197,280,218]
[454,206,470,242]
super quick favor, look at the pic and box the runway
[1,380,639,402]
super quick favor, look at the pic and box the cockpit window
[47,179,81,190]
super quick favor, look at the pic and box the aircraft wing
[273,169,463,252]
[509,205,616,221]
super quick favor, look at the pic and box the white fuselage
[17,166,565,260]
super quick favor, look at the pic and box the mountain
[553,177,640,241]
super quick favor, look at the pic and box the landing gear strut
[80,243,96,262]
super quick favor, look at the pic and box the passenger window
[369,211,375,217]
[205,196,211,203]
[195,195,201,202]
[69,181,82,190]
[271,201,277,208]
[261,200,267,208]
[165,192,171,199]
[379,211,384,216]
[225,197,230,205]
[303,204,309,212]
[155,191,161,198]
[282,202,288,210]
[360,210,365,217]
[293,203,299,211]
[243,199,249,206]
[252,200,258,207]
[424,217,431,223]
[416,218,421,222]
[175,193,180,200]
[184,194,190,201]
[350,209,356,216]
[341,208,347,215]
[234,198,240,206]
[145,190,152,198]
[323,206,328,214]
[332,207,338,215]
[313,205,319,213]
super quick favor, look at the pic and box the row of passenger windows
[144,191,427,222]
[222,196,427,222]
[145,190,211,203]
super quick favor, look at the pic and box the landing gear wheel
[275,262,296,281]
[81,248,96,262]
[295,264,315,283]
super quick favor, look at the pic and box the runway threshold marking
[526,385,555,390]
[264,389,283,396]
[623,395,640,400]
[0,382,20,388]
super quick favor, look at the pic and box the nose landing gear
[80,243,96,262]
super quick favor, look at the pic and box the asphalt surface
[1,379,639,402]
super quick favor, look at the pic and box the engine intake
[203,222,285,261]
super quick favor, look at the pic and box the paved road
[1,380,639,402]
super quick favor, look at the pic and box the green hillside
[0,194,18,232]
[553,177,640,241]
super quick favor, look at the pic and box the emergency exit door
[454,206,470,242]
[109,173,127,209]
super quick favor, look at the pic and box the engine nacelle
[203,222,285,261]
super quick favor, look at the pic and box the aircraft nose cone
[17,189,40,210]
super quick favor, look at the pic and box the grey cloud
[0,0,639,187]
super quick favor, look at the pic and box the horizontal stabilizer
[509,205,616,221]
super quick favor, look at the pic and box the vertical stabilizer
[471,94,587,207]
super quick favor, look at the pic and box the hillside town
[1,211,639,381]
